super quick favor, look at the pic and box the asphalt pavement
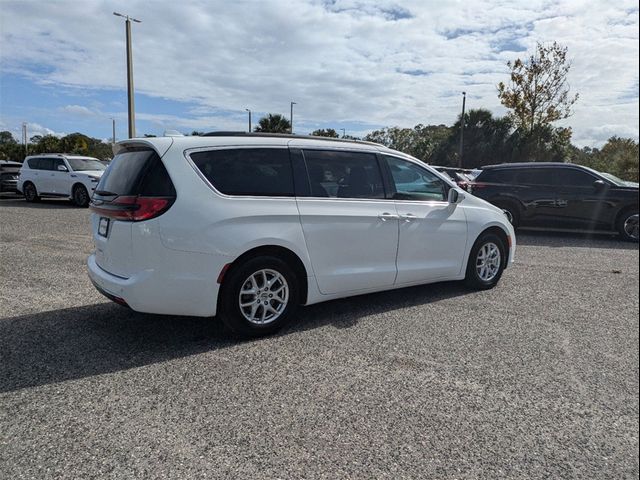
[1,196,638,479]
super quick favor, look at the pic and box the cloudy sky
[0,0,638,147]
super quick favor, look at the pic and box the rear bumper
[87,253,220,317]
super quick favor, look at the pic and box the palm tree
[255,114,291,133]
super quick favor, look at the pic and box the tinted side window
[385,156,446,201]
[301,150,385,199]
[479,169,515,183]
[27,158,40,169]
[555,168,596,187]
[515,169,555,185]
[191,148,293,197]
[39,158,54,171]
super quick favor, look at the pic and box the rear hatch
[90,145,176,277]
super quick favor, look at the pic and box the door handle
[400,213,417,222]
[377,212,399,221]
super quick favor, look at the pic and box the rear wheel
[218,256,300,337]
[617,210,639,242]
[23,182,40,202]
[72,184,90,207]
[464,232,507,290]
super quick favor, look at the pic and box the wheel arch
[222,245,309,305]
[475,225,512,266]
[614,204,639,229]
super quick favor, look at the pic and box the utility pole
[245,109,252,133]
[341,128,346,138]
[458,91,466,168]
[111,118,116,145]
[113,12,141,138]
[290,101,296,134]
[22,122,28,156]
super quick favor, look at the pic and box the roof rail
[200,131,382,147]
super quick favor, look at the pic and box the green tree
[364,124,451,161]
[255,114,291,133]
[574,137,639,182]
[0,131,17,145]
[498,41,579,133]
[311,128,340,138]
[430,109,514,167]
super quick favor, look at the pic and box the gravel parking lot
[1,196,638,479]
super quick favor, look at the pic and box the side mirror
[57,165,68,172]
[448,188,463,204]
[593,179,607,191]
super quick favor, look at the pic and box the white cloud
[0,0,638,146]
[62,105,97,116]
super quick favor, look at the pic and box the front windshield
[599,171,633,187]
[67,157,106,172]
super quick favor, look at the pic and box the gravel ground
[1,196,638,479]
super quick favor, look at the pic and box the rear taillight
[466,182,489,194]
[90,195,174,221]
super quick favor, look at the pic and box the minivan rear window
[96,148,174,196]
[190,148,294,197]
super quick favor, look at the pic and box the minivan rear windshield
[96,148,173,196]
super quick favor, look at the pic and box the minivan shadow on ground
[516,229,639,250]
[0,282,468,393]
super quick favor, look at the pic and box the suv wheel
[218,256,299,338]
[618,210,639,242]
[72,184,90,207]
[23,182,40,202]
[464,232,506,290]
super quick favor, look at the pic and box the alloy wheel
[476,242,501,282]
[624,214,639,241]
[238,269,289,325]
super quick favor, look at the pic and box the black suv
[467,162,639,241]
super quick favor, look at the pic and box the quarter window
[190,148,294,197]
[384,156,446,201]
[301,150,385,199]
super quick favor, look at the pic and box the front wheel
[72,184,90,207]
[218,256,300,338]
[617,210,639,242]
[464,232,507,290]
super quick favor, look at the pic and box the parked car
[433,166,479,188]
[466,162,639,241]
[18,154,106,207]
[88,133,516,337]
[0,160,22,193]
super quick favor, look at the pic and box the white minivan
[88,133,515,337]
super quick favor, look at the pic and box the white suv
[18,154,106,207]
[88,134,516,337]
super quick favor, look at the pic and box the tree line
[1,42,637,181]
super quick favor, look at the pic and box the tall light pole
[111,118,116,145]
[113,12,141,139]
[290,101,296,134]
[245,109,252,133]
[341,128,346,138]
[22,122,28,156]
[458,91,466,168]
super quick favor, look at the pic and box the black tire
[464,232,507,290]
[617,209,639,242]
[218,255,300,338]
[23,182,40,202]
[72,184,90,207]
[494,200,520,229]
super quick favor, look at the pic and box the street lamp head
[113,12,141,22]
[462,91,466,96]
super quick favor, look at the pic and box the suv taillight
[90,195,174,221]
